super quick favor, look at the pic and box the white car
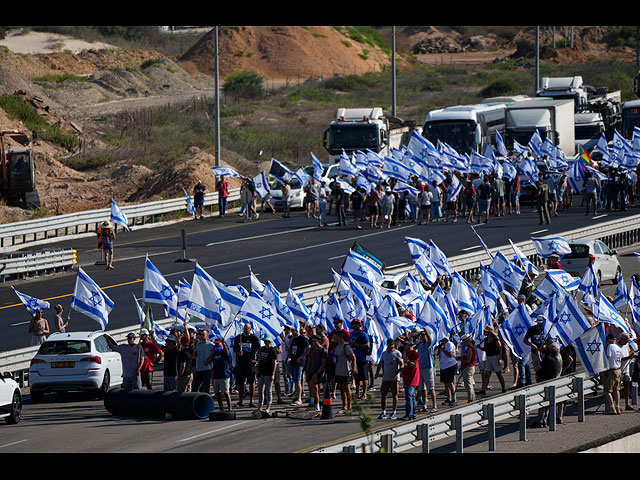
[268,176,305,210]
[562,239,622,286]
[28,331,123,402]
[0,372,22,424]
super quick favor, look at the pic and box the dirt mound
[179,26,391,82]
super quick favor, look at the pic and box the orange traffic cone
[320,382,333,419]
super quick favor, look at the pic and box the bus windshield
[622,107,640,139]
[422,120,476,154]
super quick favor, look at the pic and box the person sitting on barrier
[106,332,145,391]
[530,340,562,428]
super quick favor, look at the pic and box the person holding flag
[29,309,50,346]
[100,221,116,270]
[106,332,145,391]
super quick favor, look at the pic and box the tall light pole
[214,26,221,167]
[391,26,396,117]
[535,26,540,95]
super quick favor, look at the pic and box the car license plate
[52,361,74,368]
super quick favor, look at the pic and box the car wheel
[597,271,602,288]
[6,391,22,424]
[96,370,110,400]
[613,267,621,285]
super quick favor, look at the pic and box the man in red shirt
[139,328,163,390]
[546,252,562,270]
[216,175,229,217]
[459,334,477,403]
[401,339,420,420]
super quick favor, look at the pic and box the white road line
[206,226,317,247]
[387,262,408,269]
[11,321,30,327]
[296,283,319,289]
[328,254,346,260]
[177,421,250,442]
[238,273,260,280]
[461,245,482,251]
[530,229,548,235]
[0,439,28,448]
[592,214,608,219]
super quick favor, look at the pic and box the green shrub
[481,77,521,97]
[223,70,265,99]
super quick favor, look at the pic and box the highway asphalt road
[1,200,640,352]
[1,240,639,454]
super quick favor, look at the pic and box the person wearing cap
[193,328,215,394]
[459,334,477,403]
[332,330,356,413]
[524,316,546,378]
[477,326,506,396]
[618,332,638,411]
[100,221,116,270]
[401,339,420,420]
[437,334,458,407]
[139,328,163,390]
[150,333,179,391]
[306,335,329,412]
[349,318,371,400]
[255,334,278,414]
[602,333,624,415]
[233,323,261,408]
[106,332,145,391]
[546,252,562,270]
[287,327,309,406]
[207,338,232,411]
[193,180,206,220]
[417,329,437,413]
[375,338,404,419]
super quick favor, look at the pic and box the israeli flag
[110,199,130,231]
[531,236,572,259]
[501,160,517,181]
[235,291,283,346]
[450,272,479,316]
[532,273,565,303]
[470,151,494,173]
[509,239,539,276]
[416,296,449,345]
[356,174,373,192]
[285,287,307,328]
[554,294,592,346]
[528,129,544,157]
[394,181,420,197]
[447,174,463,202]
[566,159,586,193]
[429,240,451,277]
[252,171,270,201]
[498,304,534,359]
[574,323,608,377]
[176,279,191,318]
[597,293,631,335]
[248,265,265,294]
[546,269,581,292]
[594,133,611,165]
[211,165,240,178]
[70,267,114,331]
[339,294,359,329]
[405,236,430,262]
[269,158,294,183]
[629,276,640,329]
[12,287,50,315]
[471,225,494,260]
[613,275,628,310]
[578,264,599,306]
[325,293,344,324]
[480,265,502,315]
[367,308,394,363]
[347,273,375,316]
[354,150,369,171]
[382,155,412,183]
[488,251,525,292]
[495,130,508,157]
[341,250,384,299]
[310,152,324,182]
[262,281,297,330]
[143,257,178,316]
[182,188,195,215]
[512,140,530,155]
[471,305,492,345]
[415,250,439,286]
[187,263,224,326]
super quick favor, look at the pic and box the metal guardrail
[0,248,77,283]
[308,373,599,453]
[2,213,640,385]
[0,188,241,249]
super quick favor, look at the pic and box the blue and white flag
[518,156,539,184]
[553,294,592,346]
[566,159,586,193]
[405,236,430,262]
[594,133,611,165]
[12,287,50,315]
[471,225,494,260]
[235,291,283,346]
[574,323,608,377]
[450,272,480,316]
[339,153,359,178]
[488,251,525,292]
[509,239,539,276]
[597,293,631,335]
[332,269,351,300]
[512,140,530,155]
[339,294,360,329]
[70,267,114,331]
[578,264,599,306]
[248,265,265,294]
[447,174,463,202]
[269,158,294,183]
[252,171,270,201]
[501,160,517,181]
[325,293,344,324]
[262,281,297,330]
[182,188,195,215]
[495,130,508,157]
[347,272,375,316]
[471,305,492,345]
[416,296,449,345]
[341,250,383,299]
[143,257,178,317]
[531,236,572,259]
[469,151,494,173]
[310,152,324,182]
[367,308,394,364]
[528,129,544,157]
[498,304,534,359]
[613,275,628,310]
[480,265,502,315]
[285,287,307,329]
[211,165,240,178]
[532,273,565,303]
[415,250,439,286]
[629,276,640,329]
[382,155,412,183]
[429,240,451,277]
[546,269,581,292]
[110,198,130,231]
[187,263,224,326]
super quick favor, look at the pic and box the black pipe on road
[104,388,214,420]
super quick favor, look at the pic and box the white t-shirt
[439,341,457,370]
[607,343,623,370]
[420,190,432,206]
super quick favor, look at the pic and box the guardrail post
[451,413,463,453]
[545,385,557,431]
[573,377,585,422]
[342,445,356,453]
[380,434,394,453]
[416,424,430,453]
[632,382,638,407]
[483,403,496,451]
[516,394,527,441]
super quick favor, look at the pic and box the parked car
[28,331,123,402]
[562,239,622,286]
[0,371,22,424]
[268,176,306,210]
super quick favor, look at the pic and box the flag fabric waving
[182,188,195,215]
[110,199,130,231]
[597,293,631,335]
[488,251,525,292]
[531,236,572,258]
[12,287,50,315]
[211,165,241,178]
[143,257,178,316]
[70,267,114,330]
[574,323,608,377]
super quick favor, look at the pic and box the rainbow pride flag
[579,150,594,168]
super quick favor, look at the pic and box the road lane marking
[296,283,318,289]
[387,263,408,269]
[177,421,249,442]
[0,439,28,448]
[461,245,482,251]
[592,214,608,219]
[530,229,548,234]
[328,254,346,260]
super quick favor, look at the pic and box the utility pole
[391,26,396,117]
[535,26,540,94]
[214,26,221,167]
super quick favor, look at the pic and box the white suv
[0,372,22,424]
[563,239,622,286]
[28,331,123,402]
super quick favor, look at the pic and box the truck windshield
[422,120,475,154]
[575,124,603,140]
[622,107,640,139]
[328,124,379,154]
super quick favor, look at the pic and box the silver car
[562,239,622,286]
[28,331,123,402]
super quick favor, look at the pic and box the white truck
[322,108,417,164]
[574,112,605,153]
[503,99,576,156]
[537,76,589,111]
